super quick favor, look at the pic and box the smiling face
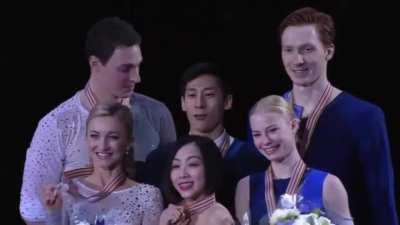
[170,143,206,203]
[181,74,232,136]
[281,24,334,87]
[86,115,131,170]
[250,110,298,162]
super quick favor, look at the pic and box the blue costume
[249,168,327,225]
[248,92,398,225]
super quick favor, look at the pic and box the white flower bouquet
[268,194,334,225]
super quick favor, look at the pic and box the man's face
[94,44,142,99]
[281,24,334,87]
[181,74,232,135]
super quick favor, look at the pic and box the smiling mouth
[95,152,112,159]
[194,114,207,120]
[264,144,280,154]
[293,68,308,73]
[178,182,194,191]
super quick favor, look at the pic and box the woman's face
[170,143,206,203]
[87,116,130,170]
[250,111,298,162]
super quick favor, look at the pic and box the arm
[323,174,353,225]
[357,107,398,225]
[208,205,235,225]
[143,186,165,225]
[20,116,64,224]
[235,176,250,224]
[158,104,177,145]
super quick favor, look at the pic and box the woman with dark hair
[42,103,163,225]
[159,135,234,225]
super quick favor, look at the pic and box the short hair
[86,103,135,178]
[249,95,295,120]
[180,62,232,99]
[278,7,335,48]
[162,135,223,204]
[85,17,142,64]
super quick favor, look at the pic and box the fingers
[166,205,186,225]
[43,185,59,207]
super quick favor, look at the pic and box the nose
[178,165,189,178]
[130,67,141,84]
[195,94,205,108]
[294,53,305,65]
[98,138,110,151]
[257,134,272,148]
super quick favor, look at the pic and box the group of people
[20,6,398,225]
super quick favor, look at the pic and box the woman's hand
[42,184,62,211]
[159,204,190,225]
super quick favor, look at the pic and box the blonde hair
[86,103,135,178]
[249,95,295,120]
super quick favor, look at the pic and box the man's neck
[189,124,225,141]
[292,77,329,117]
[88,77,120,104]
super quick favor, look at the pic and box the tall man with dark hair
[20,17,176,225]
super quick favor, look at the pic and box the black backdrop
[3,1,399,224]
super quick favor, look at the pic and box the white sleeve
[20,115,65,223]
[142,186,164,225]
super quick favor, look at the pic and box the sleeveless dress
[249,168,327,225]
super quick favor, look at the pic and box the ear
[89,55,101,73]
[291,118,300,134]
[181,96,187,112]
[325,44,335,61]
[224,94,233,110]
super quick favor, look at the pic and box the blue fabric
[218,139,268,215]
[249,169,327,225]
[247,91,398,225]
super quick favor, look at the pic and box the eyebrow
[185,87,218,92]
[173,155,202,161]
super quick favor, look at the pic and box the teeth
[96,152,112,158]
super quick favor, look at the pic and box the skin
[181,74,232,140]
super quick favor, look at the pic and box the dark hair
[162,135,223,204]
[86,103,136,178]
[180,62,232,99]
[278,7,335,48]
[85,17,142,64]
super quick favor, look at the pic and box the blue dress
[247,92,398,225]
[249,168,327,225]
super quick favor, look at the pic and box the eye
[252,133,261,138]
[283,47,293,53]
[188,162,200,167]
[302,46,314,53]
[268,127,278,133]
[185,92,196,98]
[109,135,120,140]
[171,164,180,169]
[89,133,99,139]
[205,92,216,97]
[119,65,132,73]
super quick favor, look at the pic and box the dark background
[3,1,399,224]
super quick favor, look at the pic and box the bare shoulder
[324,174,344,193]
[206,203,234,225]
[323,174,352,220]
